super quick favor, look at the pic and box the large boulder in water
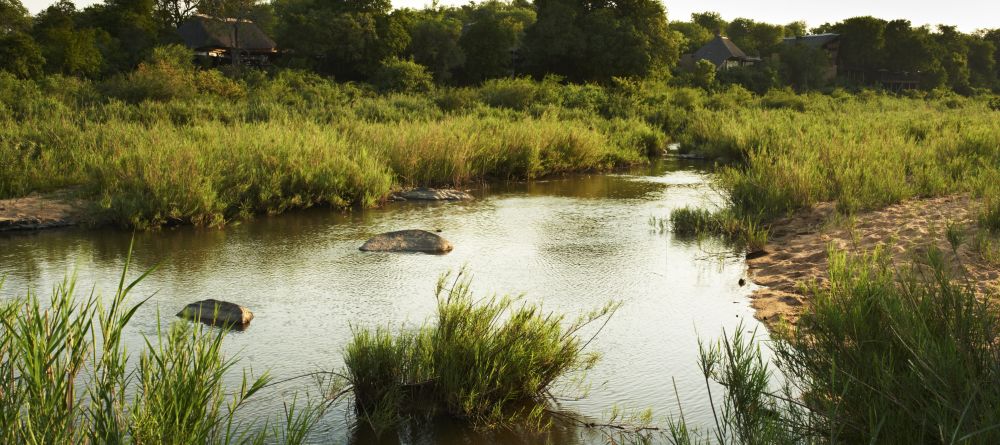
[394,188,473,201]
[360,229,454,253]
[177,299,254,327]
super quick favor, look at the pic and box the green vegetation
[644,247,1000,444]
[344,270,618,434]
[669,206,768,251]
[670,90,1000,250]
[0,251,331,444]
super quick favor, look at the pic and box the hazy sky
[21,0,999,33]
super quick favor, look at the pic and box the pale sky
[21,0,1000,33]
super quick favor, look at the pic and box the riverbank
[748,194,1000,325]
[0,189,86,231]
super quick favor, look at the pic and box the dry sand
[748,195,1000,326]
[0,189,85,231]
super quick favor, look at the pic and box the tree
[983,29,1000,83]
[726,18,785,56]
[32,0,104,77]
[784,21,806,38]
[523,0,680,82]
[671,21,712,54]
[832,16,887,75]
[274,0,408,79]
[402,9,464,82]
[457,0,535,82]
[935,25,972,93]
[778,42,831,91]
[80,0,162,73]
[0,31,45,78]
[155,0,200,28]
[691,11,726,34]
[967,37,996,88]
[1,0,30,33]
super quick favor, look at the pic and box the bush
[989,96,1000,112]
[761,88,808,111]
[102,45,198,102]
[344,271,618,433]
[371,58,434,94]
[433,87,479,112]
[478,76,564,111]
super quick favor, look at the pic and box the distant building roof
[693,34,753,67]
[782,33,840,49]
[177,15,276,52]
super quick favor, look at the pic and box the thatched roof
[177,15,276,52]
[783,33,840,49]
[693,35,752,67]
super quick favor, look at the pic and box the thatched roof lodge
[680,34,760,71]
[177,14,278,66]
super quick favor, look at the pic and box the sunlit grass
[344,270,619,435]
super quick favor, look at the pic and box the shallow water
[0,159,767,444]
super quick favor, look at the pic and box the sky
[21,0,1000,33]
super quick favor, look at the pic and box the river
[0,158,768,444]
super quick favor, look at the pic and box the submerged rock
[394,187,473,201]
[177,299,254,327]
[360,229,454,253]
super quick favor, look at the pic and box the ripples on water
[0,159,768,444]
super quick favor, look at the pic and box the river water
[0,159,767,444]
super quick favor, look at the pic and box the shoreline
[0,160,677,234]
[0,190,86,232]
[747,195,1000,326]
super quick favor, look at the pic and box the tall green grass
[660,247,1000,444]
[669,206,769,252]
[0,249,329,444]
[344,270,618,434]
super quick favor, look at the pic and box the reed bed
[0,251,327,444]
[344,270,618,435]
[650,247,1000,444]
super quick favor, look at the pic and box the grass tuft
[344,269,618,434]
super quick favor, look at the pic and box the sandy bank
[0,190,86,232]
[748,195,1000,326]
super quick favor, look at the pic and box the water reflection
[0,159,767,444]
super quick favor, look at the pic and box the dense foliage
[1,0,998,92]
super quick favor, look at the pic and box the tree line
[1,0,998,93]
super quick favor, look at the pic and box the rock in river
[177,299,254,327]
[394,187,473,201]
[360,229,454,253]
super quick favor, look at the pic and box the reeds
[344,270,619,434]
[666,247,1000,444]
[669,206,769,252]
[0,248,328,444]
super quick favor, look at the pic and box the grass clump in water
[669,206,769,252]
[344,270,618,434]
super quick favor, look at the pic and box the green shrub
[479,77,544,110]
[761,88,808,111]
[371,58,434,94]
[433,87,479,112]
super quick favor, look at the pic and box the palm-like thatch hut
[177,14,278,66]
